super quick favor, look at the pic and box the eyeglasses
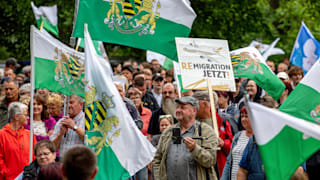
[159,114,172,119]
[163,91,174,95]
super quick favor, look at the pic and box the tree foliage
[0,0,319,64]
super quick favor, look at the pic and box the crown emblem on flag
[53,49,85,92]
[85,85,120,155]
[103,0,161,35]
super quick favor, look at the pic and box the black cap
[152,73,163,81]
[122,65,134,73]
[5,57,19,67]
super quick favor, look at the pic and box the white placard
[175,37,236,92]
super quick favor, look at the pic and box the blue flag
[290,22,320,74]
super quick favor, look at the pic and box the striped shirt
[231,131,250,180]
[50,111,85,157]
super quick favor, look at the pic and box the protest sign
[175,38,236,92]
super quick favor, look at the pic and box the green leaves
[0,0,319,64]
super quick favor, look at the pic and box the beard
[161,97,176,119]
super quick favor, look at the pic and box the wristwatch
[73,125,78,131]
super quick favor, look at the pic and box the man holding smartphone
[153,96,219,180]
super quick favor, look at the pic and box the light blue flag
[290,22,320,74]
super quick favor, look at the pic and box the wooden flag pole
[40,21,44,31]
[207,78,219,137]
[75,38,81,51]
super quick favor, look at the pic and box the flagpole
[207,78,219,137]
[40,21,44,31]
[29,26,36,163]
[75,38,81,51]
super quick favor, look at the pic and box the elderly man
[277,62,288,73]
[193,91,233,177]
[0,102,37,180]
[0,79,19,129]
[147,83,177,139]
[50,94,85,157]
[114,82,143,129]
[153,96,218,180]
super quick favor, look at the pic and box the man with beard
[147,83,177,140]
[153,96,218,180]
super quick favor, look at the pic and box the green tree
[0,0,319,64]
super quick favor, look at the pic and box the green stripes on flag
[231,47,285,100]
[31,2,59,37]
[84,24,155,179]
[73,0,196,61]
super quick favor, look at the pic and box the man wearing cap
[193,90,233,178]
[121,65,134,85]
[150,73,164,107]
[153,96,218,180]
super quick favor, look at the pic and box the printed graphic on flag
[32,26,85,97]
[73,0,197,61]
[290,22,320,74]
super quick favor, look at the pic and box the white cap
[277,72,289,80]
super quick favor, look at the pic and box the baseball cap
[175,96,199,110]
[152,73,163,81]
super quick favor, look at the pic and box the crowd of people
[0,56,318,180]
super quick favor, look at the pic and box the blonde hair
[159,114,174,125]
[47,93,64,107]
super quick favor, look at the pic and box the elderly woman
[47,93,64,122]
[15,140,57,180]
[127,87,152,137]
[221,107,253,180]
[25,94,56,141]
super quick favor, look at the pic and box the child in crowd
[150,114,173,148]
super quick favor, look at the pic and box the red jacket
[216,112,233,177]
[139,105,152,136]
[0,124,36,180]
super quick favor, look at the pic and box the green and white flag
[77,38,108,58]
[231,47,285,100]
[248,100,320,180]
[146,50,174,70]
[31,26,85,97]
[84,24,156,180]
[73,0,197,61]
[31,2,59,37]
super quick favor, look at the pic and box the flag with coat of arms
[31,25,85,97]
[72,0,197,61]
[247,59,320,180]
[83,24,156,180]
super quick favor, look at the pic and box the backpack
[218,112,239,136]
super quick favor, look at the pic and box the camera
[172,127,182,144]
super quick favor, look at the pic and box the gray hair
[19,83,31,95]
[22,65,31,74]
[193,90,218,107]
[70,94,83,104]
[8,102,28,122]
[4,78,19,88]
